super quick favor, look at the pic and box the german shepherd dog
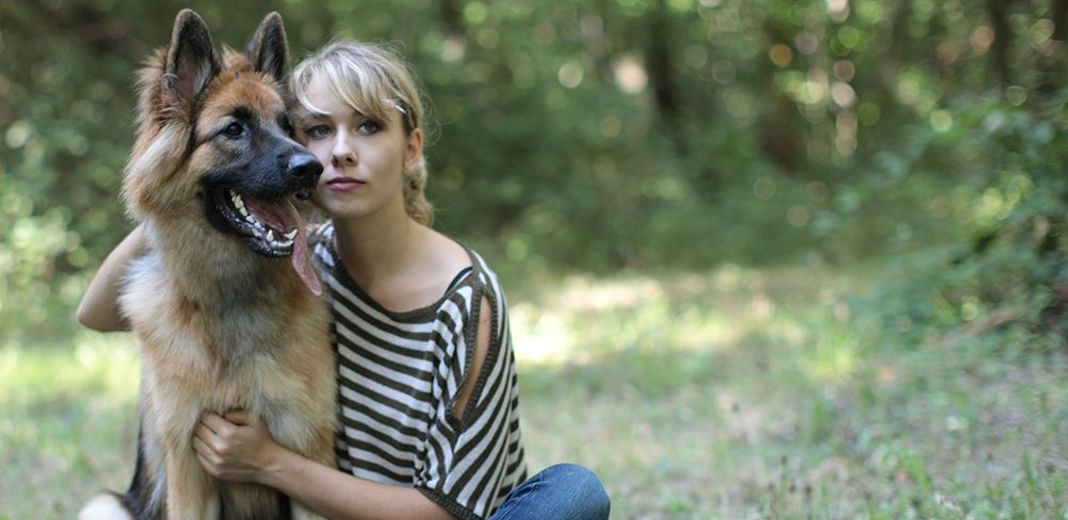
[79,10,335,520]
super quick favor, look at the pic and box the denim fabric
[489,463,611,520]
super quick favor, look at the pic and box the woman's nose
[331,135,357,167]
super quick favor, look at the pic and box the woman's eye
[357,120,382,135]
[306,125,331,139]
[222,122,244,138]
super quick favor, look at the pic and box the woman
[77,41,610,520]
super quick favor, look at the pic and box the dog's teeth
[266,230,275,242]
[284,229,298,240]
[229,191,250,217]
[267,236,293,248]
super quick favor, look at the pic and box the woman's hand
[193,410,282,484]
[193,411,459,520]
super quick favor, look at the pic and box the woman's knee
[544,463,610,519]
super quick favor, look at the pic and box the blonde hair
[291,41,433,225]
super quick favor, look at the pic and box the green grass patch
[2,265,1066,518]
[1,334,140,517]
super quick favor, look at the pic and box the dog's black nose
[287,153,323,179]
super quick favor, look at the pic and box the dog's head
[125,10,322,293]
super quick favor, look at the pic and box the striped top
[309,223,527,520]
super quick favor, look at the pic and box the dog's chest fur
[120,236,332,415]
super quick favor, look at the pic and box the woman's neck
[332,207,420,288]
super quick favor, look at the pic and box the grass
[2,264,1066,518]
[0,333,140,518]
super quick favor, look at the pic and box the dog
[78,9,336,520]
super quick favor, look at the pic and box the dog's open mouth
[214,189,302,254]
[209,188,322,295]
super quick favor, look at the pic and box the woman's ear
[405,128,424,170]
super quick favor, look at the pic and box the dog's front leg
[164,444,218,520]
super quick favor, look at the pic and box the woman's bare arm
[75,224,146,332]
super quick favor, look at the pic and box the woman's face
[297,77,422,222]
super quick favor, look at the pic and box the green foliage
[3,0,1068,341]
[847,95,1068,354]
[1,2,1067,515]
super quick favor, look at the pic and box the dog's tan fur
[80,10,334,520]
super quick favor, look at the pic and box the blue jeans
[489,463,611,519]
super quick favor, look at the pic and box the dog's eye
[223,122,244,138]
[281,116,295,138]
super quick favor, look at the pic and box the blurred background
[1,0,1066,518]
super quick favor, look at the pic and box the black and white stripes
[310,223,527,520]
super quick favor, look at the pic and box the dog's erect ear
[247,12,289,83]
[165,9,219,101]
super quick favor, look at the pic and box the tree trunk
[881,0,912,85]
[1039,0,1068,96]
[440,0,466,38]
[759,12,802,173]
[989,0,1012,92]
[647,0,681,138]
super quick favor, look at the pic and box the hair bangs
[293,48,402,124]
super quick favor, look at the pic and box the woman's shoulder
[425,228,472,278]
[425,230,502,293]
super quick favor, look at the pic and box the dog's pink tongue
[247,198,321,296]
[285,205,322,297]
[292,224,321,296]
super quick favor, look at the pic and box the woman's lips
[325,178,365,192]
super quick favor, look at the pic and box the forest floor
[2,264,1065,518]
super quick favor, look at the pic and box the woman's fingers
[199,410,233,436]
[194,415,231,456]
[224,409,251,425]
[193,435,222,472]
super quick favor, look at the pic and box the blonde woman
[78,41,609,520]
